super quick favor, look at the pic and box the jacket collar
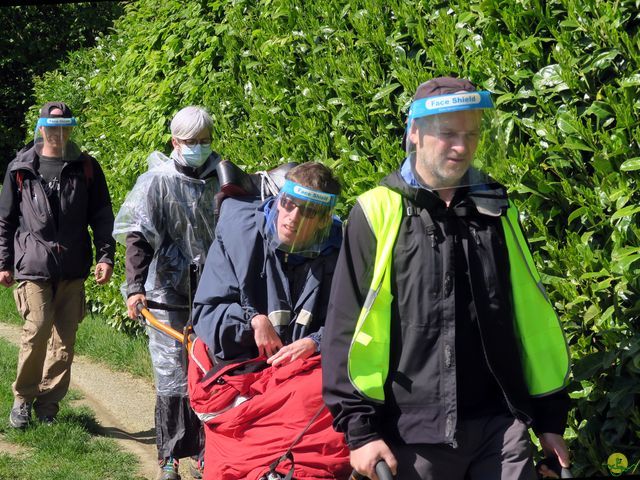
[10,142,84,175]
[383,158,509,217]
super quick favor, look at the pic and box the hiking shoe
[189,456,204,479]
[158,457,180,480]
[9,401,32,429]
[37,415,56,425]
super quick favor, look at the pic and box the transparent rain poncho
[114,151,219,395]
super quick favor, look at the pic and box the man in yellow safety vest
[322,77,571,480]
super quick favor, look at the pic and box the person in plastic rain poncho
[113,106,221,480]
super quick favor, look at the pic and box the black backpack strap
[82,154,94,187]
[402,197,438,247]
[403,197,418,217]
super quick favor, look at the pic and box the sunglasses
[177,138,211,147]
[279,195,327,219]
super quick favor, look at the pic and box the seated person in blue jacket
[192,162,342,366]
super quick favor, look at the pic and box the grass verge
[0,286,152,380]
[0,338,145,480]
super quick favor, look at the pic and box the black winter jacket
[0,143,115,281]
[321,169,569,449]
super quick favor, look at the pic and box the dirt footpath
[0,323,198,480]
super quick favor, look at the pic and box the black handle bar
[349,460,394,480]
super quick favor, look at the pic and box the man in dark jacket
[192,161,342,367]
[0,101,115,428]
[321,78,571,480]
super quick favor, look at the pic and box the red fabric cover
[188,339,351,480]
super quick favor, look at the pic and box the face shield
[266,180,337,258]
[405,91,499,190]
[34,116,78,160]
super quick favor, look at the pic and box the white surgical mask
[180,143,211,168]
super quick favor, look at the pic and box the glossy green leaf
[611,205,640,221]
[532,64,569,91]
[620,157,640,171]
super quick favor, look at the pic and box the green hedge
[0,3,124,175]
[28,0,640,474]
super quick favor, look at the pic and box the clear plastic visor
[405,91,500,190]
[34,117,78,160]
[265,180,337,258]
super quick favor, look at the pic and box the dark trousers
[155,395,203,460]
[391,413,537,480]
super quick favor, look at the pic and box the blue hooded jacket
[192,196,342,363]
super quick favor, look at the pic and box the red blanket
[188,338,351,480]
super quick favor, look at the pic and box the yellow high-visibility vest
[348,186,570,402]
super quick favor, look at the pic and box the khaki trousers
[12,279,85,417]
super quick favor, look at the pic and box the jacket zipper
[468,225,532,424]
[442,214,458,448]
[34,166,65,274]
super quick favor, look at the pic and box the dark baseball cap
[402,77,486,150]
[39,101,73,118]
[413,77,477,100]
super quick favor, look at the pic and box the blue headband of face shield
[281,180,337,208]
[407,91,494,123]
[35,117,78,131]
